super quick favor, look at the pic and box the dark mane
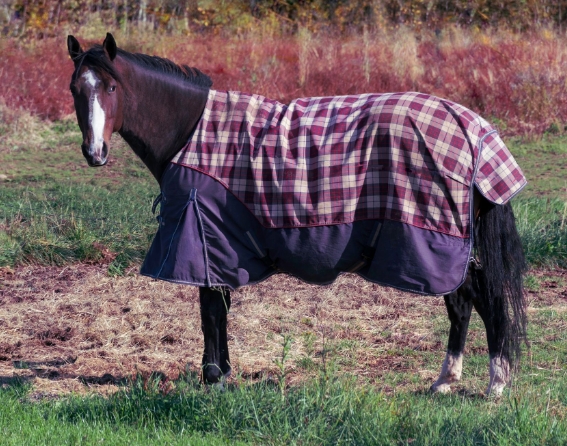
[72,45,213,88]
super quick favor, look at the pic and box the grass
[0,181,156,270]
[1,110,567,269]
[0,321,566,446]
[510,135,567,198]
[0,264,565,444]
[0,109,158,270]
[0,379,236,445]
[514,197,567,267]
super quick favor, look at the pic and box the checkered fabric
[171,91,526,237]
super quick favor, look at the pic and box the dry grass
[0,264,563,398]
[0,264,446,396]
[0,101,56,153]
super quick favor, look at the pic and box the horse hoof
[430,383,452,394]
[203,369,231,391]
[485,384,505,398]
[207,381,226,392]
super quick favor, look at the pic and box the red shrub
[1,31,565,136]
[0,40,75,120]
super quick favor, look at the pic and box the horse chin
[82,141,109,167]
[87,157,108,167]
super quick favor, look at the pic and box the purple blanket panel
[141,164,470,295]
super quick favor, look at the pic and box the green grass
[513,197,567,267]
[508,135,567,199]
[1,353,566,445]
[0,181,156,270]
[0,379,240,445]
[0,115,159,270]
[2,117,567,270]
[507,134,567,267]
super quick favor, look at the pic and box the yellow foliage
[6,0,567,38]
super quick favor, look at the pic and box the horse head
[67,33,124,167]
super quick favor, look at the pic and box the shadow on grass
[1,366,565,445]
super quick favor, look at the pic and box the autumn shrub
[0,26,565,135]
[0,38,73,120]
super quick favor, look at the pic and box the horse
[67,33,527,396]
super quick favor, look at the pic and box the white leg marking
[486,356,510,397]
[431,353,463,393]
[81,70,106,158]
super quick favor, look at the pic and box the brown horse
[67,33,527,396]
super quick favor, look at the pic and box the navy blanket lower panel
[140,164,471,295]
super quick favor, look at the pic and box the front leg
[199,286,232,384]
[431,278,474,393]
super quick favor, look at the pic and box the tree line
[2,0,566,37]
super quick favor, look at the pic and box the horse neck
[117,62,209,183]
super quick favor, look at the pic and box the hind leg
[199,287,232,384]
[431,276,474,393]
[470,272,510,396]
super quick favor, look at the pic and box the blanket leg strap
[348,222,382,273]
[151,192,163,215]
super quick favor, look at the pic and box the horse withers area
[67,33,528,396]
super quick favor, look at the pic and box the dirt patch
[525,269,567,307]
[0,264,564,397]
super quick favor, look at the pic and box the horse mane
[72,45,213,88]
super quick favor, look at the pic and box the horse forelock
[71,45,122,83]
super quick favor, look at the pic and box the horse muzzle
[82,142,108,167]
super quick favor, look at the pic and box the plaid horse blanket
[171,91,526,238]
[142,91,526,294]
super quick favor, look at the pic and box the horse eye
[108,86,116,93]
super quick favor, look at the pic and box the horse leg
[470,200,527,396]
[199,286,232,384]
[431,276,474,393]
[470,270,510,396]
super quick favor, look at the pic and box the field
[1,27,567,444]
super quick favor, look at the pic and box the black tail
[475,200,527,368]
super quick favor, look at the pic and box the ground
[0,264,563,399]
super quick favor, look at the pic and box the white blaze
[82,70,98,87]
[82,70,106,158]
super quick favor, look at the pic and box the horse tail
[475,199,527,369]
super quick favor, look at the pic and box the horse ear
[103,32,117,61]
[67,35,83,61]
